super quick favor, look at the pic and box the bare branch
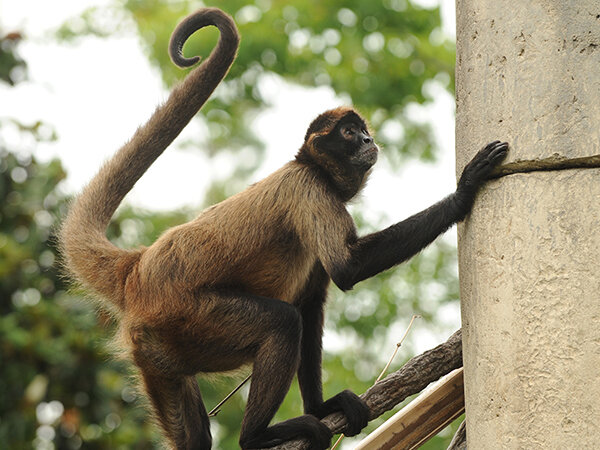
[447,420,467,450]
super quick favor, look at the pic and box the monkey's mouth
[350,145,379,168]
[361,146,379,165]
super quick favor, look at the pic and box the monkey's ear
[307,133,327,154]
[312,134,324,149]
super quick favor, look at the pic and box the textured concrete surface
[456,1,600,447]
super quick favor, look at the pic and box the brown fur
[58,7,509,445]
[134,159,355,312]
[59,8,240,308]
[59,8,382,449]
[123,107,372,447]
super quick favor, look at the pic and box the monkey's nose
[362,136,373,144]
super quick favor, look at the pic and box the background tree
[1,1,460,448]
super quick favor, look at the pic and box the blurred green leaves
[0,32,27,85]
[1,2,461,448]
[127,0,454,173]
[0,144,162,448]
[55,0,454,193]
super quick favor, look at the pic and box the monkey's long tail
[59,8,240,308]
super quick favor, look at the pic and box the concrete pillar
[456,1,600,448]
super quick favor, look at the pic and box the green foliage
[133,0,453,191]
[0,31,27,85]
[0,147,160,448]
[56,0,455,196]
[2,2,462,449]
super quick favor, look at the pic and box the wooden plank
[355,367,464,450]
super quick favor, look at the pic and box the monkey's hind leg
[141,372,211,450]
[236,301,332,449]
[131,290,332,449]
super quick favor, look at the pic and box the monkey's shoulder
[198,161,349,226]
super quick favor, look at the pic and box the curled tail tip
[169,49,202,68]
[168,7,240,69]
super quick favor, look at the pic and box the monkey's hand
[454,140,508,218]
[458,140,508,191]
[308,390,369,437]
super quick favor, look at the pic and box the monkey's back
[135,161,325,306]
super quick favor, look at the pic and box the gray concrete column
[456,1,600,448]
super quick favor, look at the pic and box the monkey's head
[297,107,379,200]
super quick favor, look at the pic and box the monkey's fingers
[480,140,507,160]
[483,139,502,149]
[487,142,509,166]
[476,140,501,157]
[473,141,509,171]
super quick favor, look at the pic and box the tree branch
[263,329,463,450]
[447,420,467,450]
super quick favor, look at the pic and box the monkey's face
[298,108,379,200]
[314,112,379,173]
[338,119,379,170]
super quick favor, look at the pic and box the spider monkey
[59,7,508,450]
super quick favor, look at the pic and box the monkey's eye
[342,126,356,138]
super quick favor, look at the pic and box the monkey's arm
[331,141,508,291]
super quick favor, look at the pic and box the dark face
[336,118,379,170]
[298,108,378,200]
